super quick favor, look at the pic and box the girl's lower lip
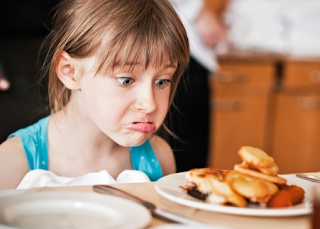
[126,122,156,133]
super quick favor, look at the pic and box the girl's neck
[49,108,118,157]
[47,109,130,177]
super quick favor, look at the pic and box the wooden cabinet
[208,56,320,173]
[271,60,320,173]
[208,58,276,170]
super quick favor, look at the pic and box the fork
[296,173,320,183]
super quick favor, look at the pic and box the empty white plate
[0,191,151,229]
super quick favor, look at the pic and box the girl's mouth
[126,122,156,133]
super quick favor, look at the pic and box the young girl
[0,0,189,189]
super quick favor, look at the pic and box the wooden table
[1,172,319,229]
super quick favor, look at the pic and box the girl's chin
[117,134,151,147]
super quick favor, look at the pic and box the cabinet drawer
[213,60,275,87]
[283,60,320,88]
[271,92,320,173]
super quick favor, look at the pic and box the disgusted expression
[74,54,177,147]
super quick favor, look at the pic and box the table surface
[1,172,320,229]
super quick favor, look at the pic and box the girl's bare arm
[0,137,29,190]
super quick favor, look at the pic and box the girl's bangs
[96,32,180,74]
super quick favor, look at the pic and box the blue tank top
[8,116,163,181]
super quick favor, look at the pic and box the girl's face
[74,54,177,147]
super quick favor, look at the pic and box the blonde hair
[41,0,189,113]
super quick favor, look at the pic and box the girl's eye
[117,77,135,86]
[155,79,171,89]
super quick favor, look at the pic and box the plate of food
[0,191,151,229]
[155,146,312,217]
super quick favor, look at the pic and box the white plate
[0,191,151,229]
[155,172,312,217]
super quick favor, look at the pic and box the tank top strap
[130,139,163,181]
[8,116,50,170]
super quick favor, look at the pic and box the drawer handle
[297,97,320,110]
[216,71,248,83]
[211,100,243,111]
[309,70,320,83]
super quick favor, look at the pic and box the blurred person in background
[164,0,229,172]
[0,0,61,143]
[0,73,10,91]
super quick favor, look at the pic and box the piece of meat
[267,184,305,208]
[282,185,305,205]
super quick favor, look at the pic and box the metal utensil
[296,173,320,183]
[93,185,205,226]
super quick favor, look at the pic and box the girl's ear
[56,51,80,90]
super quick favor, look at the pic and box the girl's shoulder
[0,116,50,189]
[7,116,50,170]
[149,135,176,175]
[8,116,50,139]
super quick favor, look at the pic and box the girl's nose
[133,87,157,113]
